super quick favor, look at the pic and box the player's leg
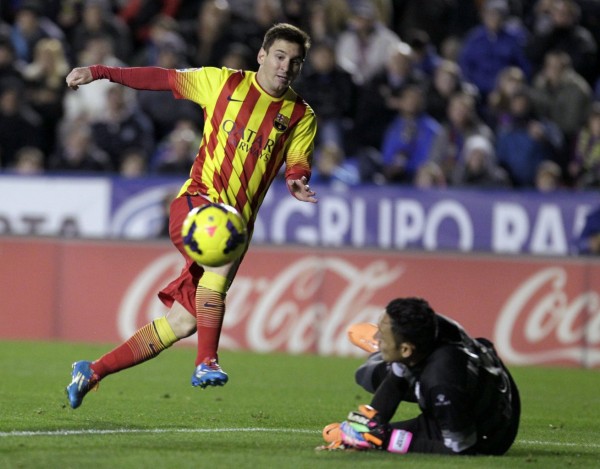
[191,261,239,388]
[158,193,236,388]
[66,302,195,409]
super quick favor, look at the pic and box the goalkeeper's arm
[369,363,411,422]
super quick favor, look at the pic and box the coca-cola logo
[494,267,600,366]
[118,254,405,355]
[118,254,600,367]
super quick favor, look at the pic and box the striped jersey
[167,66,316,225]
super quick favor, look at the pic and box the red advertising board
[1,237,598,367]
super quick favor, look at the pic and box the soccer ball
[181,203,248,267]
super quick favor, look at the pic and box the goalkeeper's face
[377,313,409,363]
[256,39,304,98]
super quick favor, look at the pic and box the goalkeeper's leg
[355,352,390,393]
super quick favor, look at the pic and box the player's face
[376,313,405,363]
[256,39,304,97]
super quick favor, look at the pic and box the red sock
[90,322,169,379]
[195,285,225,366]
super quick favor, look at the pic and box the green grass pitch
[0,341,598,469]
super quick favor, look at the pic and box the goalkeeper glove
[340,405,413,453]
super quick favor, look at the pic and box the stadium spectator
[229,0,286,57]
[429,91,494,182]
[577,205,600,255]
[219,43,253,70]
[349,42,424,155]
[0,37,24,84]
[9,1,65,64]
[153,122,201,176]
[117,0,183,47]
[320,297,520,455]
[89,84,154,169]
[294,40,356,151]
[496,86,563,187]
[450,134,510,188]
[375,84,442,184]
[484,65,527,131]
[130,14,186,67]
[534,159,564,191]
[458,0,531,99]
[119,147,148,178]
[526,0,598,86]
[310,142,360,188]
[413,161,446,189]
[390,0,480,49]
[49,120,112,172]
[424,59,474,124]
[70,0,133,64]
[570,102,600,189]
[179,0,238,68]
[64,23,317,408]
[530,50,592,167]
[0,77,43,169]
[404,28,441,79]
[21,37,69,157]
[63,34,126,123]
[7,145,44,174]
[305,0,351,44]
[335,0,404,86]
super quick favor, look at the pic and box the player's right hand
[66,67,93,90]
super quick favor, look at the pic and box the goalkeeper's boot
[347,323,379,353]
[191,358,228,388]
[66,360,99,409]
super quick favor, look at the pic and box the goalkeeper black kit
[356,314,520,455]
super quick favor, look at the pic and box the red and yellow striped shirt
[167,67,316,225]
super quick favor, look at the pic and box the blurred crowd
[1,0,600,192]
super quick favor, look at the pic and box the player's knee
[166,303,197,338]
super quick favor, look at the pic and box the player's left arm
[284,105,317,203]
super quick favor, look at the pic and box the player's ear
[257,48,266,65]
[399,342,415,359]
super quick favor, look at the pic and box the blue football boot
[191,358,229,388]
[66,361,99,409]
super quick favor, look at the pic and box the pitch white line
[0,428,315,438]
[0,429,598,449]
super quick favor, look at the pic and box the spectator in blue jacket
[378,84,442,184]
[496,86,563,187]
[459,0,531,98]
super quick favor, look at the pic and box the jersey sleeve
[284,104,316,183]
[167,67,231,106]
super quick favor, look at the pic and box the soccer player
[322,297,520,455]
[65,23,317,409]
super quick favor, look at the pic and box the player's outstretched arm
[66,67,94,90]
[287,176,317,203]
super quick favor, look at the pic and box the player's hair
[385,297,438,354]
[262,23,312,59]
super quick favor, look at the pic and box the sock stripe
[128,323,167,362]
[195,286,226,365]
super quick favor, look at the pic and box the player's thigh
[169,195,212,256]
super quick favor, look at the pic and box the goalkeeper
[322,297,520,455]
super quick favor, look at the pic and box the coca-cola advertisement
[1,237,598,367]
